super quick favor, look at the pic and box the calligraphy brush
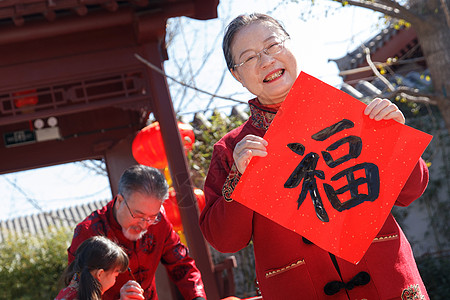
[128,267,136,281]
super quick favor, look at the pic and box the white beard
[123,226,147,241]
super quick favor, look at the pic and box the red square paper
[231,72,432,264]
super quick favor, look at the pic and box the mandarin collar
[249,98,278,130]
[108,197,122,230]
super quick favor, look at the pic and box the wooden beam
[0,8,135,46]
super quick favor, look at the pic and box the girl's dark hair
[223,13,290,71]
[62,236,129,300]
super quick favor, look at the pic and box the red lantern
[163,187,206,232]
[13,89,38,108]
[163,187,183,232]
[132,121,195,169]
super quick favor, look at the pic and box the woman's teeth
[264,70,283,82]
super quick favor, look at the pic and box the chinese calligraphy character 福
[284,119,380,222]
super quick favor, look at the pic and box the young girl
[55,236,129,300]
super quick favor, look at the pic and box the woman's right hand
[119,280,144,300]
[233,134,268,174]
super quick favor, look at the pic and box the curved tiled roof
[340,69,432,102]
[331,24,415,72]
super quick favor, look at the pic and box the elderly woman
[199,13,430,299]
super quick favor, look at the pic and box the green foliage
[416,253,450,299]
[188,111,246,188]
[0,227,72,300]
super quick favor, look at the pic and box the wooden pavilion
[0,0,223,298]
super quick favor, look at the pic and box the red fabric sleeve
[394,157,429,207]
[199,140,254,253]
[160,226,206,299]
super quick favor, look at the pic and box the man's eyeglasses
[122,195,161,225]
[233,36,289,69]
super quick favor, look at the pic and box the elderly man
[68,165,206,300]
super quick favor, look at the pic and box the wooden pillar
[104,135,137,196]
[140,41,220,300]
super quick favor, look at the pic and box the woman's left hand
[364,98,405,124]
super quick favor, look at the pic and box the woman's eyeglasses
[233,36,289,69]
[122,195,161,225]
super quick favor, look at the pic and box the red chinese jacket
[68,199,206,300]
[199,99,429,300]
[54,273,79,300]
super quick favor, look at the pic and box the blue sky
[0,0,383,221]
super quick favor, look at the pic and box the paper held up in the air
[231,71,432,264]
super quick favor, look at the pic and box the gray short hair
[223,13,290,71]
[118,165,169,201]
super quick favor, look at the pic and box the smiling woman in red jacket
[199,13,429,300]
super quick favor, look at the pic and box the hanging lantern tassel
[132,121,195,169]
[163,166,172,187]
[177,230,187,245]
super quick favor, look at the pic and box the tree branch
[337,56,426,76]
[362,45,438,105]
[364,46,396,91]
[377,0,407,13]
[135,54,247,104]
[335,0,426,25]
[205,69,228,113]
[376,0,428,25]
[388,88,438,105]
[340,0,401,16]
